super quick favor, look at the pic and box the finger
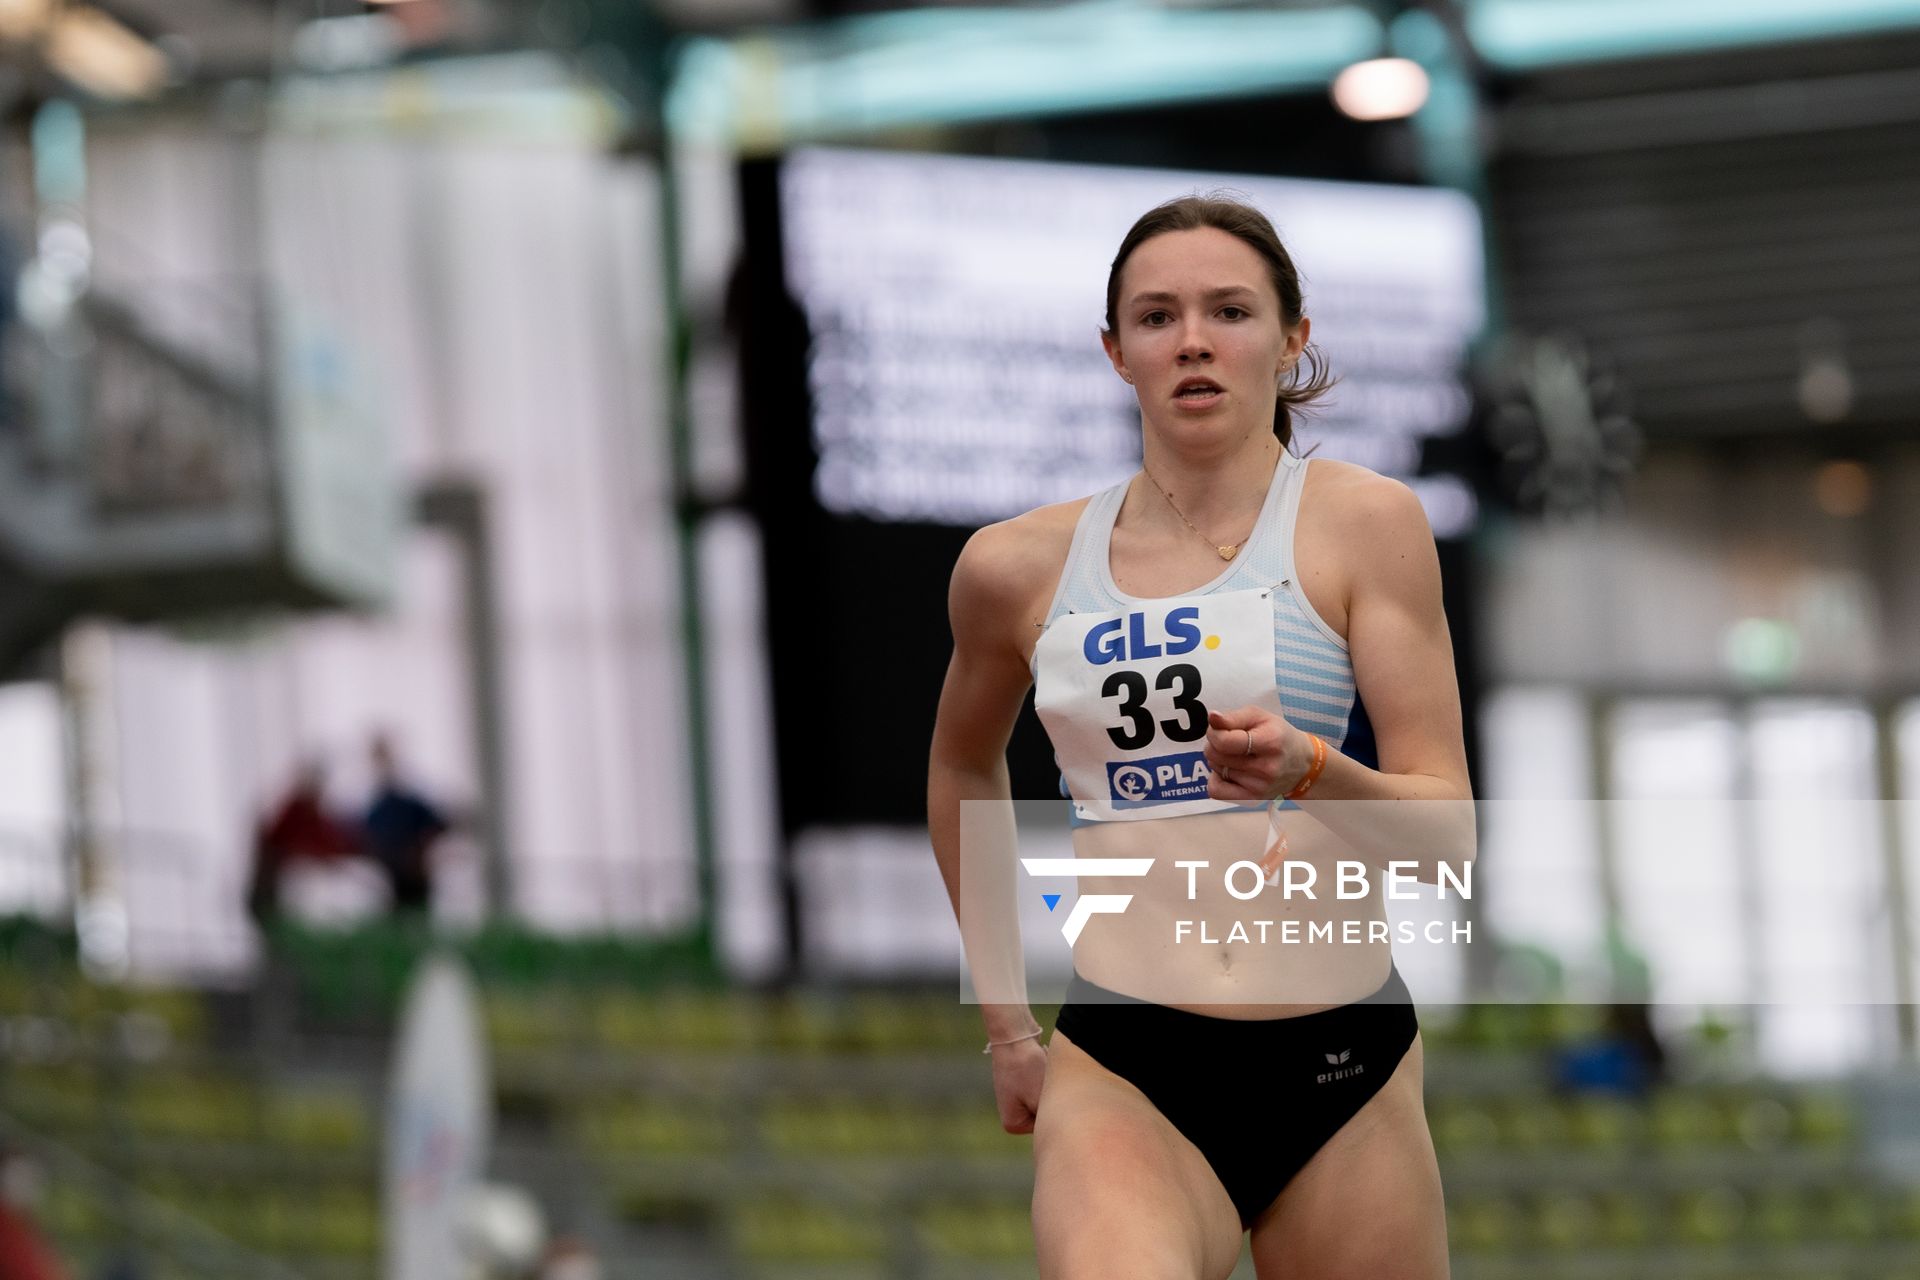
[1211,752,1278,799]
[1206,770,1264,804]
[1207,706,1263,731]
[1207,723,1268,758]
[1204,750,1272,791]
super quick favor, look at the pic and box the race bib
[1033,588,1281,822]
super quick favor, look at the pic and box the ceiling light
[0,0,50,43]
[44,5,168,100]
[1331,56,1429,121]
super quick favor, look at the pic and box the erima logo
[1317,1050,1364,1084]
[1020,858,1155,945]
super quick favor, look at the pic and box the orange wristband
[1284,733,1328,801]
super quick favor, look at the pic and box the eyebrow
[1127,286,1259,308]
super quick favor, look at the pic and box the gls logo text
[1082,606,1203,665]
[1020,859,1155,945]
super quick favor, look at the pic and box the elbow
[1422,798,1477,885]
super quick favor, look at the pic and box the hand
[1204,706,1310,803]
[989,1036,1048,1135]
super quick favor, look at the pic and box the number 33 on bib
[1033,588,1282,822]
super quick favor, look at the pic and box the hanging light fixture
[44,5,169,100]
[1331,56,1430,121]
[0,0,52,44]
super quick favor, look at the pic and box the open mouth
[1174,378,1224,402]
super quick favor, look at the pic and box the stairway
[0,281,390,681]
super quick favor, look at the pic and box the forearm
[929,756,1039,1040]
[1289,746,1476,884]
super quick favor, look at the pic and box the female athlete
[928,194,1471,1279]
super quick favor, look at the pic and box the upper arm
[929,522,1047,774]
[1341,478,1471,797]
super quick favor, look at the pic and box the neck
[1138,430,1281,533]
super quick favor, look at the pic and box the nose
[1176,322,1212,364]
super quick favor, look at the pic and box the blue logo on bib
[1107,752,1213,808]
[1083,606,1203,665]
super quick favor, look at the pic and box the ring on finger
[1243,728,1254,756]
[1219,764,1232,782]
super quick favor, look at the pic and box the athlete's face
[1102,227,1306,445]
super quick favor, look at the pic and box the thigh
[1032,1030,1245,1280]
[1248,1034,1449,1280]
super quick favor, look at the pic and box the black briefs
[1051,963,1418,1229]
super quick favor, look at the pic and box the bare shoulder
[951,496,1091,636]
[1294,459,1437,640]
[1301,458,1434,555]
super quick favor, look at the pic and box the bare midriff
[1064,808,1392,1020]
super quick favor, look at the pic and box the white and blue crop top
[1027,449,1377,824]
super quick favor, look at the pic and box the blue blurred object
[1554,1040,1651,1095]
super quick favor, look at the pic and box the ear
[1101,328,1133,385]
[1282,316,1312,372]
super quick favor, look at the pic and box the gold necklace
[1141,467,1246,561]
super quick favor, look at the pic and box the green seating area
[1448,1183,1920,1251]
[569,1095,1021,1162]
[4,1062,370,1152]
[0,966,210,1049]
[485,984,991,1057]
[5,935,1920,1280]
[39,1177,379,1259]
[485,985,1920,1279]
[1429,1088,1857,1159]
[6,1065,381,1273]
[0,934,381,1279]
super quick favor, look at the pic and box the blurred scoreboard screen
[779,146,1485,535]
[739,148,1486,829]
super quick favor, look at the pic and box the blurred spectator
[1553,930,1667,1096]
[362,732,451,917]
[247,759,357,923]
[1553,1003,1669,1097]
[0,1146,69,1280]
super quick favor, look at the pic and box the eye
[1141,310,1171,326]
[1220,306,1248,320]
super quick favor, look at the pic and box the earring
[1122,372,1133,384]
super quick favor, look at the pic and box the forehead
[1120,226,1274,300]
